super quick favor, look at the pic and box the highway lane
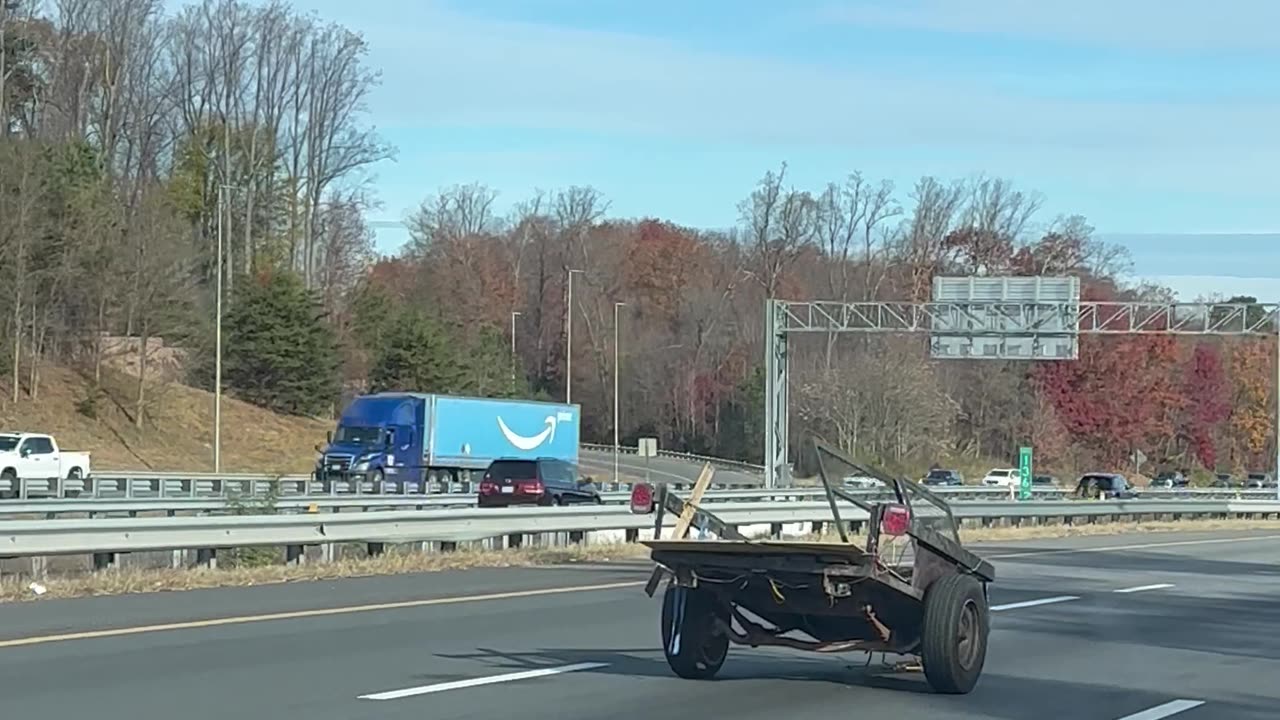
[577,448,763,486]
[1,531,1277,719]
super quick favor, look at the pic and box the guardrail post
[30,555,48,581]
[195,548,217,568]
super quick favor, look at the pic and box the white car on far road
[980,468,1020,487]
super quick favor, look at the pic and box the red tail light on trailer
[880,504,911,536]
[630,483,654,514]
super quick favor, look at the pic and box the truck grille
[324,454,353,472]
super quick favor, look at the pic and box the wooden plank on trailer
[644,463,715,596]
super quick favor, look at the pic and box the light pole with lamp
[510,310,522,382]
[213,182,238,473]
[613,301,627,483]
[565,269,583,405]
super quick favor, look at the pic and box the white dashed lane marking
[358,662,610,700]
[1114,583,1175,594]
[1115,699,1206,719]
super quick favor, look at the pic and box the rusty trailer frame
[640,440,996,694]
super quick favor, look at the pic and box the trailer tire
[920,573,989,694]
[660,584,729,680]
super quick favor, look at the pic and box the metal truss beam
[776,300,1280,335]
[764,299,1280,488]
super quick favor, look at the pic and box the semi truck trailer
[314,393,581,491]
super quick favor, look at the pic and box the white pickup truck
[0,432,92,483]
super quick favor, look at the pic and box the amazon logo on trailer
[496,410,577,451]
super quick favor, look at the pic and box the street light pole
[214,183,226,473]
[613,301,626,483]
[510,310,522,382]
[565,269,583,405]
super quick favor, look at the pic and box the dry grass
[4,517,1279,604]
[0,365,330,473]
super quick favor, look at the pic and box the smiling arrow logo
[497,415,558,451]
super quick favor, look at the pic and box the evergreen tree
[369,311,534,398]
[369,310,464,393]
[223,270,341,415]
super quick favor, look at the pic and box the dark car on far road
[1245,472,1275,489]
[1074,473,1139,499]
[922,468,964,486]
[1148,470,1189,488]
[477,458,603,508]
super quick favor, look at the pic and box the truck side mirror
[326,431,333,444]
[384,430,394,447]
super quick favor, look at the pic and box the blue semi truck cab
[314,393,581,492]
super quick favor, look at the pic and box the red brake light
[630,483,654,514]
[517,480,544,494]
[881,504,911,536]
[479,480,497,494]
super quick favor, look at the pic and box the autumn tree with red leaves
[1179,344,1231,468]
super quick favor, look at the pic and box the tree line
[1,1,1274,479]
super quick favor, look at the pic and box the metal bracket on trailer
[643,465,748,597]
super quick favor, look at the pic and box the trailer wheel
[660,584,729,680]
[920,573,989,694]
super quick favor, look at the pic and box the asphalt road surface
[2,530,1278,719]
[577,448,763,486]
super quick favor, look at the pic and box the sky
[283,0,1279,301]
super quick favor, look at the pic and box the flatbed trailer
[640,440,996,694]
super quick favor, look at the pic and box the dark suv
[478,458,603,507]
[1074,473,1138,499]
[1149,470,1190,488]
[922,469,964,486]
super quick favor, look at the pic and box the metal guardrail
[0,471,768,500]
[0,447,764,499]
[1,498,1277,559]
[0,479,1269,512]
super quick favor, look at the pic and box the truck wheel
[920,573,989,694]
[660,584,730,680]
[0,468,15,499]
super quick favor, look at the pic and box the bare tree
[894,176,967,301]
[740,163,817,298]
[815,172,901,364]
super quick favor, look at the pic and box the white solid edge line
[990,595,1080,611]
[1115,699,1206,720]
[1114,583,1176,594]
[358,662,609,701]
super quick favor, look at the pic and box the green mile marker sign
[1018,446,1033,501]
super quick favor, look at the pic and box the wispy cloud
[816,0,1280,53]
[358,4,1278,151]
